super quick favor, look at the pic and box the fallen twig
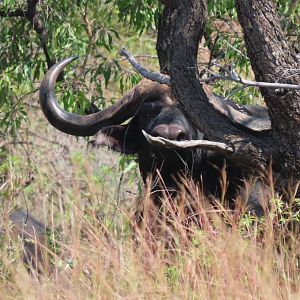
[142,130,233,153]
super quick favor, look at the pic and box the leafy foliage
[113,0,162,33]
[1,0,299,136]
[277,0,300,45]
[0,0,158,137]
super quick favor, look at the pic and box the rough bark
[235,0,300,179]
[156,0,300,187]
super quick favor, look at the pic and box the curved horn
[39,57,149,136]
[202,84,271,132]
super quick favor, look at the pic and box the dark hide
[1,210,48,274]
[39,59,266,215]
[92,89,264,215]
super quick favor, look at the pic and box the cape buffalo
[39,57,270,215]
[1,209,48,274]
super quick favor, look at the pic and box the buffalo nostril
[151,125,189,141]
[169,126,188,141]
[176,131,187,141]
[151,125,169,138]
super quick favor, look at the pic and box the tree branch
[235,0,300,177]
[120,47,300,91]
[155,0,280,175]
[142,130,233,153]
[120,47,170,84]
[121,47,272,132]
[0,0,55,69]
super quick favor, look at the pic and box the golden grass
[2,170,300,299]
[1,109,300,299]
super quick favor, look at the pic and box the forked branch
[120,47,300,91]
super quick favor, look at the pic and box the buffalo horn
[39,57,150,136]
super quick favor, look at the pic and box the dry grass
[1,106,300,300]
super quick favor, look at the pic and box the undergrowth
[0,109,300,300]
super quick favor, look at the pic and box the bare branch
[120,47,170,85]
[121,47,300,91]
[121,48,271,132]
[200,73,300,91]
[142,130,233,153]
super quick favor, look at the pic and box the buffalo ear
[90,124,137,154]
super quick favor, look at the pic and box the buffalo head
[39,58,204,189]
[39,58,269,213]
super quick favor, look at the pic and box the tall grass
[1,162,300,298]
[1,109,300,299]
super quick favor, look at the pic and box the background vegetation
[0,0,300,299]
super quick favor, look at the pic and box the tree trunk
[156,0,300,189]
[235,0,300,179]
